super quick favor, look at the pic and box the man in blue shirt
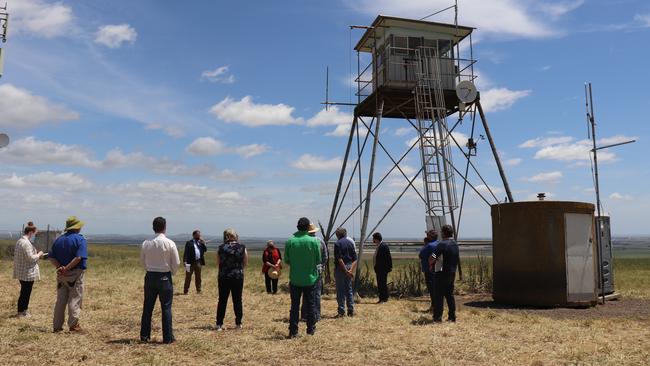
[49,216,88,332]
[431,225,460,322]
[334,227,357,317]
[418,229,438,312]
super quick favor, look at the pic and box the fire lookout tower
[324,15,514,270]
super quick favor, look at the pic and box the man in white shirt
[139,217,180,344]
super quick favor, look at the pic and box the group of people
[12,214,460,342]
[13,216,88,332]
[418,225,460,322]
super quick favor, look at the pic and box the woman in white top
[13,222,44,317]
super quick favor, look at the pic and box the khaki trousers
[53,269,84,331]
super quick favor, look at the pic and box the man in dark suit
[372,232,392,303]
[183,230,207,295]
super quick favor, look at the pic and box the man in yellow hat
[49,216,88,333]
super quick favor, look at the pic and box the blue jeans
[290,282,316,335]
[302,275,323,321]
[335,265,354,315]
[140,272,174,343]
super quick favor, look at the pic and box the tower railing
[355,44,477,100]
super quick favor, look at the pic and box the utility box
[596,216,615,294]
[491,201,598,307]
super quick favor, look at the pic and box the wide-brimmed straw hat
[65,216,85,231]
[308,223,319,233]
[268,269,280,279]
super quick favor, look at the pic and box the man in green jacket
[285,217,321,338]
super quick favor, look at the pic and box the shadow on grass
[411,316,435,326]
[17,324,51,333]
[189,325,215,331]
[259,330,289,341]
[463,300,553,310]
[106,338,137,345]
[273,317,289,323]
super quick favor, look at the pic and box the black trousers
[18,280,34,312]
[424,271,436,308]
[433,271,456,321]
[290,283,316,335]
[264,272,278,294]
[140,271,174,343]
[216,277,244,326]
[375,270,389,302]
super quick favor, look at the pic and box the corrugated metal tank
[491,201,598,307]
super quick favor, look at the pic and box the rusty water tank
[491,201,598,307]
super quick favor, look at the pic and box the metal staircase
[414,47,458,223]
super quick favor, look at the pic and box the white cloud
[292,154,342,171]
[233,144,269,159]
[525,171,563,183]
[475,184,504,196]
[10,0,74,38]
[394,127,412,137]
[633,14,650,27]
[0,84,80,128]
[540,65,552,72]
[306,106,352,127]
[0,137,99,167]
[345,0,580,39]
[519,136,574,148]
[210,96,302,127]
[94,24,138,48]
[185,137,269,158]
[1,172,92,191]
[144,123,185,138]
[536,0,585,19]
[201,65,235,84]
[526,135,636,163]
[106,181,248,213]
[186,137,228,156]
[326,123,352,137]
[504,158,522,166]
[609,192,633,201]
[0,137,254,181]
[480,88,531,112]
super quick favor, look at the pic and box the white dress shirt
[140,233,180,274]
[193,240,201,261]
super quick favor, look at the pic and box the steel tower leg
[325,115,358,284]
[354,101,384,294]
[477,100,514,202]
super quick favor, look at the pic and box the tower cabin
[354,15,475,119]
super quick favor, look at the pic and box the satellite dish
[0,133,9,148]
[456,80,478,104]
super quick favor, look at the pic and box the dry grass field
[1,242,649,366]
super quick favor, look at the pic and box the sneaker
[235,324,243,330]
[433,318,442,323]
[347,311,354,317]
[215,325,224,332]
[16,311,26,318]
[307,327,316,336]
[139,336,150,343]
[335,313,346,318]
[287,332,299,339]
[69,324,84,333]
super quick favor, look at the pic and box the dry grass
[0,243,648,366]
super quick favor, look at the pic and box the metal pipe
[476,100,514,202]
[586,83,605,305]
[325,116,358,243]
[354,100,384,294]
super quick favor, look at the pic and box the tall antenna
[0,2,8,43]
[325,66,329,111]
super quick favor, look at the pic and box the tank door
[564,213,597,303]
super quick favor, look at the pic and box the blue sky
[0,0,648,238]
